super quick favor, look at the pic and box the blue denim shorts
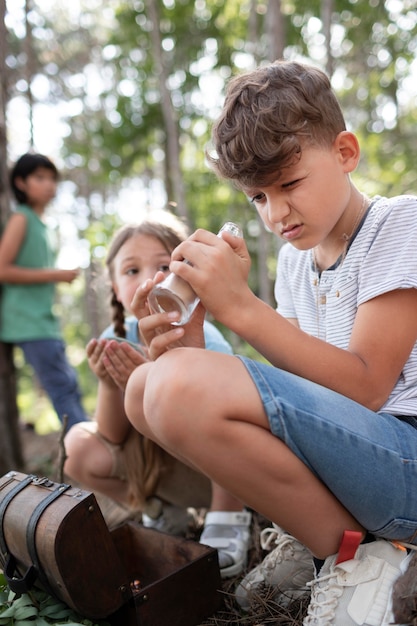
[238,356,417,545]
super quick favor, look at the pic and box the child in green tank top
[0,153,88,431]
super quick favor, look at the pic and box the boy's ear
[334,131,360,173]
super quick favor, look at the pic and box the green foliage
[0,573,110,626]
[49,0,417,229]
[5,0,417,370]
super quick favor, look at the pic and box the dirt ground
[19,426,63,479]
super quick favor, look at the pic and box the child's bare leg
[126,361,222,474]
[125,363,244,511]
[210,482,244,511]
[64,424,130,505]
[126,360,251,576]
[126,348,364,559]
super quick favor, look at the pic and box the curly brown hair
[208,60,346,190]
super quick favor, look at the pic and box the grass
[201,591,309,626]
[190,513,310,626]
[199,560,309,626]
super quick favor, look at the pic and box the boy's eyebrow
[241,183,260,195]
[243,191,257,202]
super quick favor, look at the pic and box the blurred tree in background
[0,0,22,473]
[1,0,417,434]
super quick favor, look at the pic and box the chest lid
[0,471,131,619]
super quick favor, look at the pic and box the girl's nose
[141,269,156,282]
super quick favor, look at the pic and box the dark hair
[208,60,346,190]
[10,153,59,203]
[106,214,189,337]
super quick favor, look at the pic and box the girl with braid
[64,212,246,543]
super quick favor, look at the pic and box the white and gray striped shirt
[275,195,417,417]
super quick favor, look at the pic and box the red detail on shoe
[335,530,363,564]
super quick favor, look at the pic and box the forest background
[0,0,416,472]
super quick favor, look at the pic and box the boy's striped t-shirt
[275,194,417,417]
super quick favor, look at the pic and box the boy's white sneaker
[303,538,410,625]
[235,524,314,609]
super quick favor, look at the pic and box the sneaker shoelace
[260,526,281,550]
[259,527,300,572]
[305,569,343,622]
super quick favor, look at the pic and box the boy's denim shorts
[238,356,417,545]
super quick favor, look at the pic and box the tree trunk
[24,0,35,148]
[145,0,190,226]
[0,0,24,475]
[266,0,285,62]
[0,344,23,473]
[321,0,334,77]
[249,0,284,306]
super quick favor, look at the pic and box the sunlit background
[3,0,417,431]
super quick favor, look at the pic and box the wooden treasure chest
[0,471,222,626]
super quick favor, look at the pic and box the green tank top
[0,204,61,342]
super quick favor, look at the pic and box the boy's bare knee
[143,350,200,438]
[125,361,154,425]
[145,349,194,401]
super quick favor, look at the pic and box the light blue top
[101,315,234,355]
